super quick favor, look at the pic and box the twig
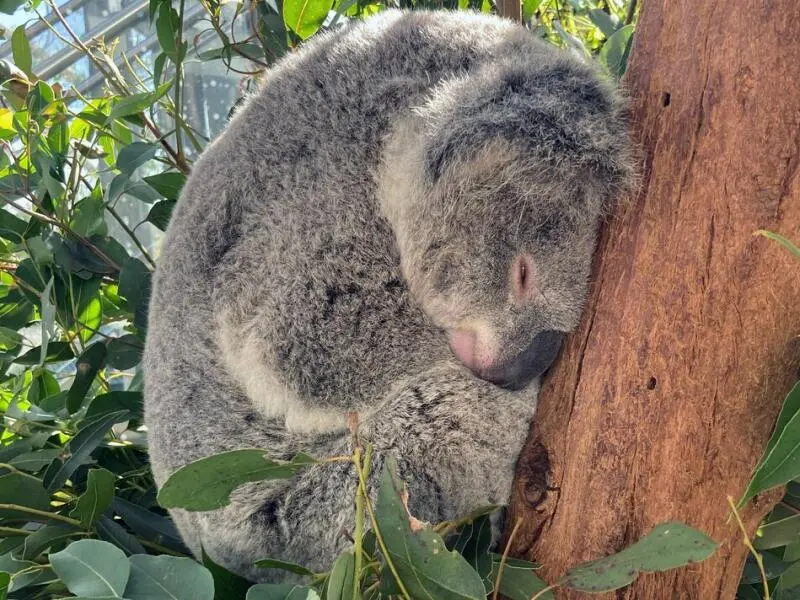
[105,204,156,268]
[354,449,411,600]
[352,443,372,599]
[625,0,637,24]
[493,517,523,600]
[0,504,81,527]
[728,495,769,600]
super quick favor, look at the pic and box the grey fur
[143,9,635,582]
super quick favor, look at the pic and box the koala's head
[379,57,636,391]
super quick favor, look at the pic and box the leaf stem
[727,495,770,600]
[493,517,523,600]
[354,451,411,600]
[352,443,372,599]
[0,504,82,527]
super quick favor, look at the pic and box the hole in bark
[647,377,657,390]
[662,92,671,107]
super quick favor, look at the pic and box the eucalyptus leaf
[374,459,487,600]
[71,468,116,528]
[563,522,718,592]
[117,142,158,175]
[107,335,144,370]
[11,26,32,77]
[254,558,315,577]
[741,382,800,506]
[96,514,148,556]
[487,554,551,600]
[124,554,214,600]
[599,24,634,78]
[0,472,50,519]
[246,584,320,600]
[49,539,130,598]
[325,551,354,600]
[158,450,317,511]
[86,391,144,421]
[283,0,333,39]
[18,524,81,560]
[43,410,129,493]
[143,172,185,200]
[67,342,108,413]
[202,548,251,600]
[108,82,174,121]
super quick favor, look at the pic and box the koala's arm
[187,364,536,581]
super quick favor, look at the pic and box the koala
[143,9,635,582]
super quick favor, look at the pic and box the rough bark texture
[507,1,800,599]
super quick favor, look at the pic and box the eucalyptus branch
[0,198,121,271]
[44,0,189,175]
[104,204,156,269]
[174,0,186,162]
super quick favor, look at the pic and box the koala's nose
[484,329,565,391]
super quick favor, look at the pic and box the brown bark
[507,1,800,599]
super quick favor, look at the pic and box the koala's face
[384,138,614,391]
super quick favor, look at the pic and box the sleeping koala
[143,8,635,581]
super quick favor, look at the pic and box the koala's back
[145,10,588,477]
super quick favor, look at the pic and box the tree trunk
[507,1,800,598]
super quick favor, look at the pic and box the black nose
[482,330,565,391]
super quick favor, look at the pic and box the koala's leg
[193,364,537,582]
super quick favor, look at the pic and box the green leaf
[96,515,147,556]
[599,24,634,78]
[741,382,800,505]
[115,498,187,553]
[156,2,179,58]
[19,524,81,560]
[254,558,315,577]
[246,584,320,600]
[158,450,317,511]
[202,548,251,600]
[325,551,354,600]
[78,294,103,344]
[588,8,620,38]
[15,341,74,365]
[124,554,214,600]
[446,514,493,582]
[108,82,174,121]
[563,522,718,593]
[67,342,108,413]
[86,391,144,421]
[27,370,60,407]
[107,335,143,370]
[72,193,108,238]
[0,210,29,243]
[522,0,542,21]
[11,26,32,77]
[145,200,177,231]
[117,142,158,175]
[374,459,487,600]
[0,571,7,600]
[143,172,185,200]
[0,0,26,15]
[0,472,50,519]
[0,552,54,592]
[755,230,800,261]
[487,554,551,600]
[283,0,332,39]
[119,258,152,314]
[43,410,128,493]
[8,448,61,472]
[49,539,130,598]
[755,514,800,550]
[71,468,116,528]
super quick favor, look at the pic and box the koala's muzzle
[483,330,565,391]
